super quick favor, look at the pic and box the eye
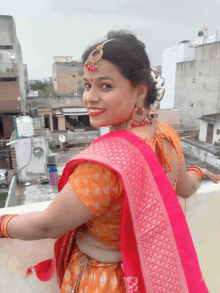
[101,84,112,89]
[84,84,91,91]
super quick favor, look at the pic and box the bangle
[187,166,203,182]
[1,214,18,239]
[0,215,8,238]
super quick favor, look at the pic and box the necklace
[110,114,153,132]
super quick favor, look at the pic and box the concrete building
[0,15,27,138]
[175,38,220,128]
[198,112,220,145]
[161,41,195,109]
[52,58,84,95]
[27,95,92,131]
[162,26,220,129]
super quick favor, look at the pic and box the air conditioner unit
[46,154,57,166]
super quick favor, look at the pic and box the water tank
[16,116,34,137]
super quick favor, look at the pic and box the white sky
[1,0,220,79]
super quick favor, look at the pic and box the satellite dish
[9,52,16,59]
[59,134,66,143]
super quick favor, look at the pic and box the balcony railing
[0,63,18,78]
[0,180,220,292]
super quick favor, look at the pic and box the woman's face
[83,60,142,128]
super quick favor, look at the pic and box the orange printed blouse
[68,121,183,250]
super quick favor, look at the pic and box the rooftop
[13,147,86,207]
[198,112,220,123]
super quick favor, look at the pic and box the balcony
[0,180,220,292]
[0,63,18,78]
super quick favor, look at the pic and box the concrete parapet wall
[1,181,220,291]
[5,175,18,208]
[181,140,220,170]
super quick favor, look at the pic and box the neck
[110,114,153,132]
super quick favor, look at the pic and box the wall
[23,64,29,93]
[153,108,181,125]
[27,95,84,109]
[175,41,220,128]
[199,120,220,145]
[1,181,220,292]
[53,62,84,95]
[38,109,53,131]
[0,16,26,115]
[199,119,208,142]
[181,139,220,170]
[0,201,59,293]
[4,175,18,208]
[14,136,49,182]
[58,115,65,130]
[161,43,195,109]
[16,39,26,114]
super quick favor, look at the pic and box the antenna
[59,134,66,143]
[9,52,16,59]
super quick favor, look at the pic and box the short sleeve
[68,161,123,216]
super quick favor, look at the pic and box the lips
[88,108,105,116]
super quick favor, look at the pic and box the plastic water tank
[16,116,34,137]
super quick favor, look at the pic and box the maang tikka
[84,39,115,71]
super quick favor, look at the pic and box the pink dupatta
[29,131,209,292]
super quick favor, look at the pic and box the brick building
[0,15,27,138]
[52,57,84,96]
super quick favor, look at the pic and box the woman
[0,30,219,292]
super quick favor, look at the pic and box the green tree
[30,81,47,91]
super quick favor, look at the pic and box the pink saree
[29,131,209,292]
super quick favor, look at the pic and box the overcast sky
[2,0,220,79]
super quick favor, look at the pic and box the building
[162,26,220,129]
[52,57,84,95]
[161,41,195,109]
[152,108,181,126]
[27,94,92,131]
[0,15,27,138]
[198,112,220,145]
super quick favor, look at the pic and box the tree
[30,81,47,91]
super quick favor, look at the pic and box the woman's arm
[176,155,201,198]
[6,181,94,240]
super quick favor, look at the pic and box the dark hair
[82,30,158,110]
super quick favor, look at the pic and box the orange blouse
[68,121,183,250]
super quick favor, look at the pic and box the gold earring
[129,101,148,127]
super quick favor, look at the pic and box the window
[0,45,13,50]
[216,129,220,135]
[11,68,14,72]
[6,68,10,72]
[0,77,17,82]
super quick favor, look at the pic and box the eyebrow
[83,76,115,82]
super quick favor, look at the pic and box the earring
[128,98,148,127]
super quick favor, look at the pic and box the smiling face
[83,60,146,128]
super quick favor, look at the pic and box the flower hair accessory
[149,69,166,113]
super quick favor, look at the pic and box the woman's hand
[201,168,220,183]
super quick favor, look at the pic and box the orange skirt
[60,245,127,293]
